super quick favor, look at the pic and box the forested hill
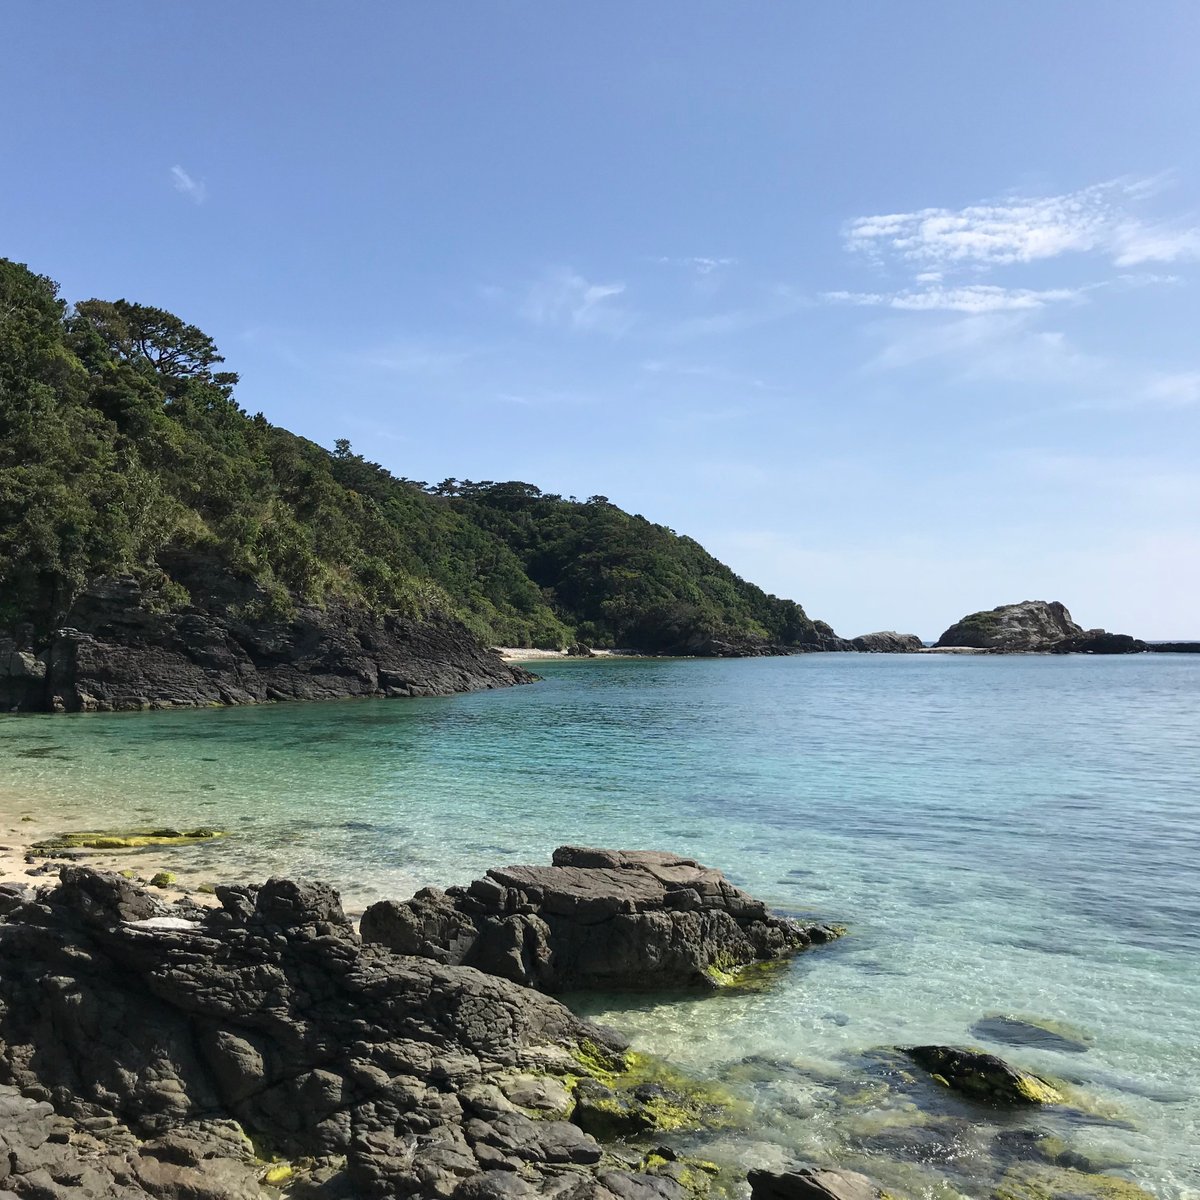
[0,257,839,657]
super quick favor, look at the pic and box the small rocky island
[935,600,1149,654]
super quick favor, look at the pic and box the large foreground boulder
[0,866,719,1199]
[360,846,843,991]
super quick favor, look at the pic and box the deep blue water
[3,653,1198,1196]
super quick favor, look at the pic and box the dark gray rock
[1,572,533,713]
[850,632,924,653]
[0,866,706,1200]
[361,846,844,991]
[1048,630,1147,654]
[902,1045,1062,1105]
[748,1165,883,1200]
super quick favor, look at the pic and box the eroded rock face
[0,572,533,712]
[360,846,843,992]
[850,632,924,653]
[0,866,711,1199]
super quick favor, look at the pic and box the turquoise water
[3,655,1198,1197]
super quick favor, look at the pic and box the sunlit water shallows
[3,655,1199,1197]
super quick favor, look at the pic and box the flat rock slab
[362,845,844,991]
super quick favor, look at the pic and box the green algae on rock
[903,1046,1064,1106]
[33,827,227,851]
[992,1163,1157,1200]
[568,1044,746,1140]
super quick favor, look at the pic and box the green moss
[567,1043,746,1141]
[149,871,177,888]
[993,1164,1156,1200]
[571,1037,630,1086]
[634,1150,726,1199]
[702,956,791,991]
[262,1163,293,1186]
[33,827,226,851]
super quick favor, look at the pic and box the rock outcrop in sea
[360,846,844,991]
[935,601,1146,654]
[850,632,924,653]
[0,574,532,713]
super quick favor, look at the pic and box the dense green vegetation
[0,258,834,651]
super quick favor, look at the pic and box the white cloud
[826,284,1083,313]
[169,164,207,205]
[1134,371,1200,409]
[845,178,1199,270]
[520,267,629,333]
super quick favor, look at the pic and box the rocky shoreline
[0,842,1165,1200]
[0,848,839,1200]
[7,585,1197,716]
[0,576,534,714]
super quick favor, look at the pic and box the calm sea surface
[3,655,1198,1197]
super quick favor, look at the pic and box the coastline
[494,646,644,661]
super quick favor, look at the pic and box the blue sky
[4,3,1199,637]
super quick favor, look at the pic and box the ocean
[3,653,1198,1198]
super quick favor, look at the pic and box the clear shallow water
[2,654,1199,1197]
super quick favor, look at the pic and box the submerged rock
[992,1163,1157,1200]
[903,1045,1063,1106]
[0,866,720,1199]
[32,827,226,851]
[971,1013,1094,1055]
[360,845,844,991]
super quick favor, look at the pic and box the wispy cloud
[826,284,1085,313]
[845,178,1199,270]
[655,256,739,275]
[169,164,207,205]
[520,267,630,333]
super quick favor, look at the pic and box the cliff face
[0,574,532,713]
[936,601,1085,651]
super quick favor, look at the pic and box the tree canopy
[0,258,833,652]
